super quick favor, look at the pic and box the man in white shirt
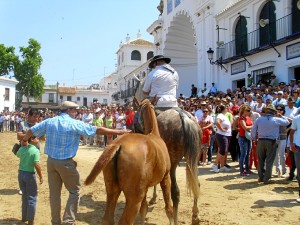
[289,114,300,203]
[285,97,298,119]
[143,55,179,108]
[245,93,256,110]
[272,91,287,106]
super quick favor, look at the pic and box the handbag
[245,131,251,140]
[12,143,21,155]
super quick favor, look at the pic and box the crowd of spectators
[0,102,136,148]
[2,78,300,180]
[180,78,300,184]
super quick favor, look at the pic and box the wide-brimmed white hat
[60,101,79,110]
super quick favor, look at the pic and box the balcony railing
[112,85,139,101]
[219,13,300,63]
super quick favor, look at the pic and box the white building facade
[111,32,155,104]
[145,0,300,95]
[0,77,18,112]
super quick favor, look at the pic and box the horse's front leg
[149,185,157,205]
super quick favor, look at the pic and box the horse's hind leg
[160,173,175,225]
[192,198,200,225]
[139,195,148,225]
[118,192,145,225]
[149,185,157,205]
[102,170,121,225]
[170,167,180,225]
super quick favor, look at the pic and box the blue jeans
[238,136,251,173]
[207,134,216,162]
[18,170,37,221]
[293,145,300,190]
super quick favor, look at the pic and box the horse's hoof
[192,216,200,225]
[149,199,156,205]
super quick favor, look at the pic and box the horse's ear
[133,96,141,108]
[151,95,158,106]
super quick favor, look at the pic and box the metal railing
[219,13,300,62]
[112,85,139,101]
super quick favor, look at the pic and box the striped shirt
[31,113,96,160]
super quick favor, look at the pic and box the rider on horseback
[142,55,179,108]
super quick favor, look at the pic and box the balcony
[112,85,139,101]
[219,13,300,64]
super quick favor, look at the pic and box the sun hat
[277,91,283,95]
[149,55,171,68]
[264,104,276,114]
[60,101,79,110]
[287,97,295,103]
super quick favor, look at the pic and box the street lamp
[207,48,228,72]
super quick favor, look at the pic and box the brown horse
[134,79,202,225]
[85,98,174,225]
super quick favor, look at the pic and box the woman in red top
[125,106,135,130]
[238,104,253,176]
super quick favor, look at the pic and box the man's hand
[120,129,132,134]
[291,143,298,153]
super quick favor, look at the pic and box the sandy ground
[1,132,300,225]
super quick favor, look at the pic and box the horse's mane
[134,78,148,101]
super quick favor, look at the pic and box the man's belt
[258,138,276,141]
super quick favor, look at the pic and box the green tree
[0,44,17,76]
[14,38,45,104]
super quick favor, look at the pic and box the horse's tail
[85,144,121,185]
[182,115,202,198]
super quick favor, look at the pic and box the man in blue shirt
[21,101,130,225]
[251,104,289,184]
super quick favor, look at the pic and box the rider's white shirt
[143,64,179,107]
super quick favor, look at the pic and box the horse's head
[133,97,158,135]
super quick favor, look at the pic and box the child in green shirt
[17,137,43,225]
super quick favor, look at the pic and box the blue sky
[0,0,159,86]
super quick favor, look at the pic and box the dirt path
[0,132,299,225]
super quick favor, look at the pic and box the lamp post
[207,48,228,72]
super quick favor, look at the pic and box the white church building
[143,0,300,95]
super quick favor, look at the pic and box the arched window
[259,1,276,47]
[131,50,141,61]
[147,51,154,60]
[292,0,300,34]
[235,15,248,55]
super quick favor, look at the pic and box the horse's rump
[85,133,170,186]
[157,109,201,196]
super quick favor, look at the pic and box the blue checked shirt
[30,113,97,160]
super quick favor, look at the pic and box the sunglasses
[246,109,251,112]
[276,108,283,111]
[203,111,208,113]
